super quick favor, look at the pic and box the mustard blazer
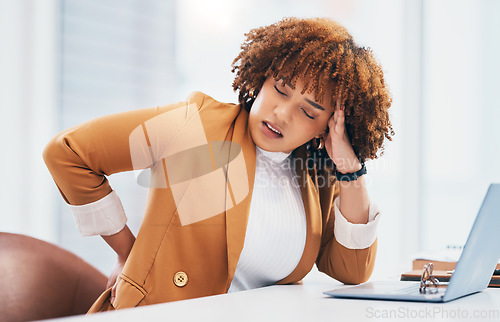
[43,92,377,312]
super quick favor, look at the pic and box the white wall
[0,0,60,243]
[420,0,500,251]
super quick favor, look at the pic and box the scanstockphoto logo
[128,102,249,226]
[365,306,500,320]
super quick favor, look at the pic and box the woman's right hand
[108,258,127,305]
[100,225,136,306]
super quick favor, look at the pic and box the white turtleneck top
[228,147,306,292]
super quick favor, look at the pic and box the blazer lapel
[277,145,322,284]
[222,110,256,289]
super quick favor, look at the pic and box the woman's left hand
[323,95,362,174]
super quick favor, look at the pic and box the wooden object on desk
[412,259,500,271]
[401,259,500,288]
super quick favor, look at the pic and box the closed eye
[301,108,315,120]
[274,85,287,96]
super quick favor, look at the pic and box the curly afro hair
[231,17,394,162]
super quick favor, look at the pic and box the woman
[43,17,393,312]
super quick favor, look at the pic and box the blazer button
[173,271,188,287]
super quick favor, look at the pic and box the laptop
[324,183,500,302]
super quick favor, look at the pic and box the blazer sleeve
[315,183,377,285]
[42,98,192,206]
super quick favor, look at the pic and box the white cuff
[333,196,381,249]
[69,191,127,237]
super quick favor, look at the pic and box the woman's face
[248,77,334,153]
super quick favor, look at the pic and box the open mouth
[263,121,283,138]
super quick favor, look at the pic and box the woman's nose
[273,103,293,124]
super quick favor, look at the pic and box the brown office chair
[0,232,107,321]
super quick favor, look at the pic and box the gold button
[173,271,188,287]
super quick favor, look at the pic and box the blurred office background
[1,0,499,276]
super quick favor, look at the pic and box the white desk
[50,268,500,322]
